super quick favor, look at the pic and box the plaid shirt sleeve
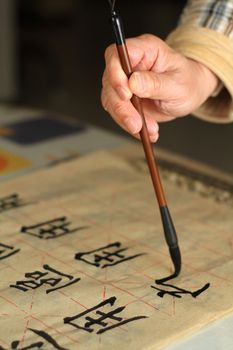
[166,0,233,123]
[180,0,233,38]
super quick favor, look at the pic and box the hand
[101,34,219,142]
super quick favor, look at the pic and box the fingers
[101,83,159,142]
[102,34,177,140]
[101,81,142,134]
[104,36,160,101]
[141,99,176,123]
[129,70,178,101]
[104,45,132,100]
[102,33,206,132]
[141,113,160,143]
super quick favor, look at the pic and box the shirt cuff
[166,25,233,123]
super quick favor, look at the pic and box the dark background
[14,0,233,173]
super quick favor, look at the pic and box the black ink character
[0,194,23,213]
[75,242,145,268]
[21,217,88,239]
[0,243,20,260]
[0,328,67,349]
[10,264,81,294]
[151,280,210,299]
[64,296,147,334]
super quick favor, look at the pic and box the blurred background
[0,0,233,173]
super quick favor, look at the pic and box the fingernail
[116,86,132,100]
[124,117,141,134]
[150,133,159,143]
[148,123,159,136]
[147,123,159,142]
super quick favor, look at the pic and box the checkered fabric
[180,0,233,38]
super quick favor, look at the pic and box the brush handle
[111,12,166,206]
[116,43,166,207]
[118,43,180,246]
[110,11,181,278]
[111,11,168,207]
[117,43,179,246]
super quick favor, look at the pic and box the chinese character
[21,217,88,239]
[151,280,210,299]
[75,242,145,268]
[0,194,23,213]
[64,296,147,334]
[10,264,81,294]
[0,243,20,260]
[0,328,67,349]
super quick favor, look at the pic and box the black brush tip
[156,245,181,284]
[169,245,181,276]
[156,205,182,284]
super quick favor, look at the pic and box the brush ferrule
[111,11,125,45]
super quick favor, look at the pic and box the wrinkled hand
[101,34,218,142]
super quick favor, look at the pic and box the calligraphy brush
[107,0,181,283]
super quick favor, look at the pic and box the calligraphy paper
[0,149,233,349]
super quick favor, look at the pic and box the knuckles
[100,88,108,110]
[150,73,161,96]
[104,44,116,62]
[101,88,126,119]
[112,100,126,116]
[138,33,164,47]
[101,70,108,88]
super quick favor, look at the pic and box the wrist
[195,59,220,98]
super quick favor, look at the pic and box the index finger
[104,39,145,95]
[104,35,163,98]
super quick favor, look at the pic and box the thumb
[129,71,175,100]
